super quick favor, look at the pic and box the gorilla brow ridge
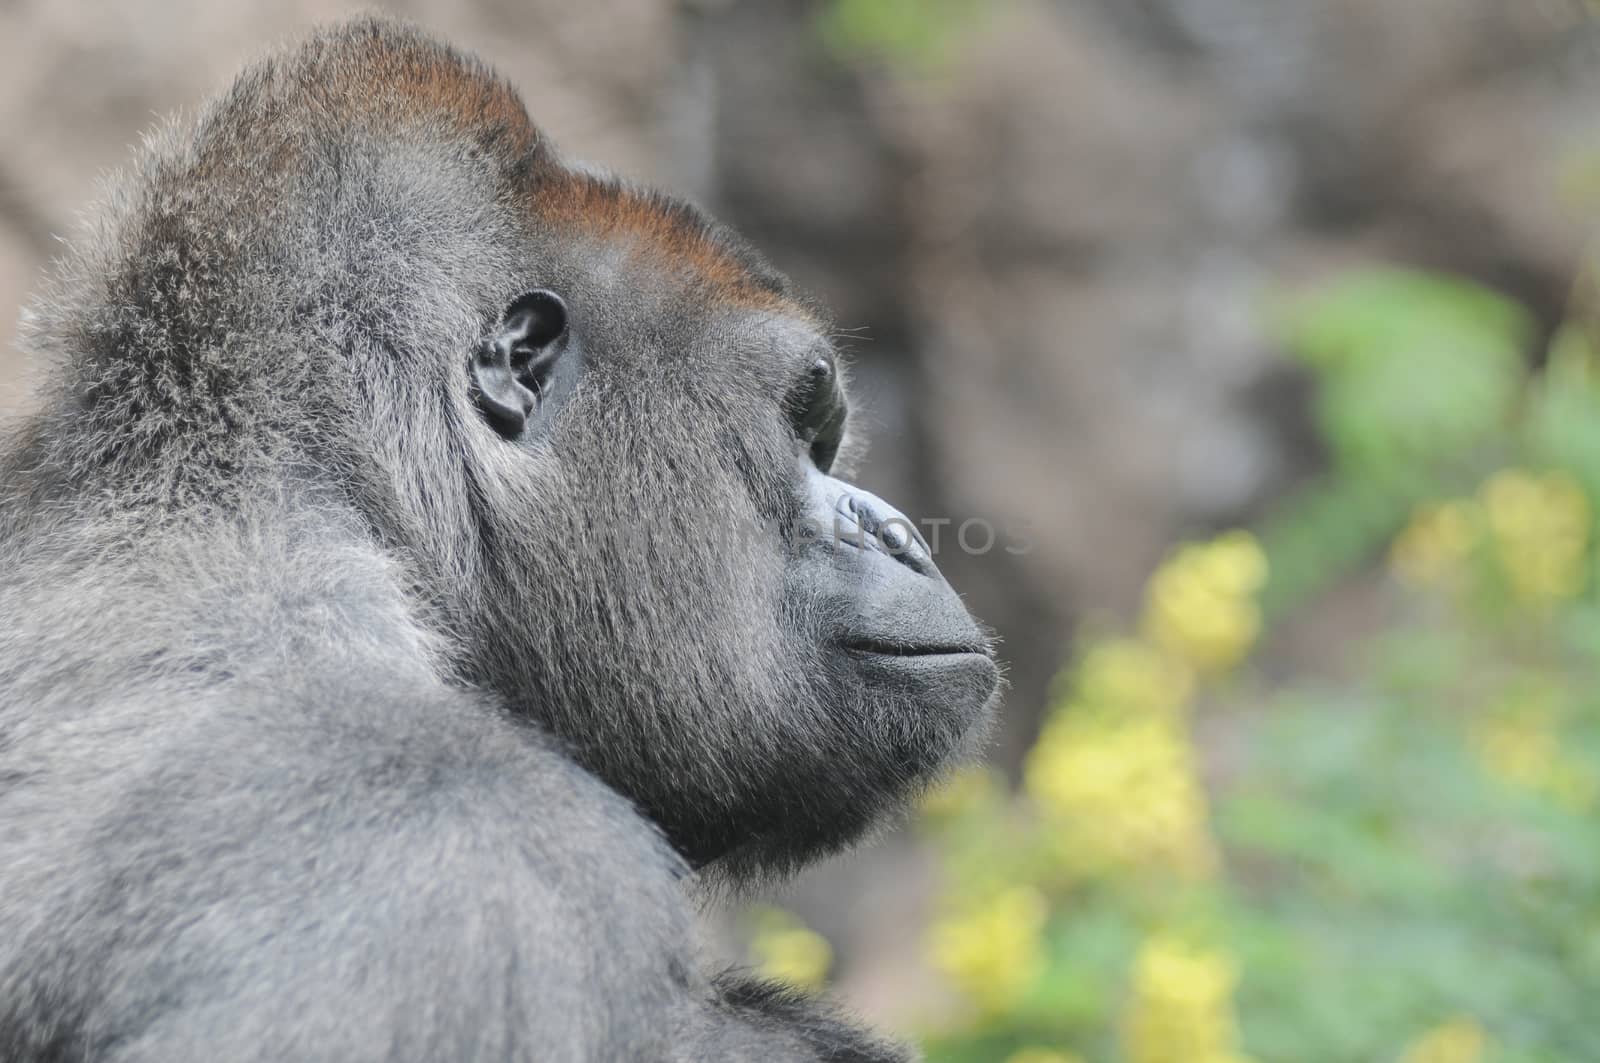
[532,174,808,314]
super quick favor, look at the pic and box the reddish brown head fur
[266,17,808,318]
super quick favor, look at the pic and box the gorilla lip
[842,636,990,658]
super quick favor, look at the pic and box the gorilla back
[0,18,998,1063]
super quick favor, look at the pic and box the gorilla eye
[788,355,847,473]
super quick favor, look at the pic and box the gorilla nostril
[827,489,935,574]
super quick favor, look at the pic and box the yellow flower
[1398,1017,1489,1063]
[929,886,1048,1013]
[1024,714,1216,880]
[1390,500,1481,591]
[1072,638,1195,721]
[1123,935,1248,1063]
[1472,688,1598,812]
[1142,532,1268,675]
[1005,1050,1085,1063]
[1479,469,1590,603]
[1204,530,1271,594]
[747,909,832,990]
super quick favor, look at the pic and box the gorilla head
[450,100,1001,881]
[444,210,1002,878]
[13,19,999,887]
[462,272,1000,876]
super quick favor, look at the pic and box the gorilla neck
[1,447,449,704]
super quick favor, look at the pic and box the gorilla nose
[832,486,936,576]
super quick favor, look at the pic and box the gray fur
[0,17,993,1062]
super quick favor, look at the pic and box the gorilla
[0,18,998,1062]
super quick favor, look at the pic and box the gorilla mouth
[843,636,989,658]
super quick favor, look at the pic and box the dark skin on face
[0,18,999,1061]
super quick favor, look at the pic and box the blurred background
[4,2,1600,1060]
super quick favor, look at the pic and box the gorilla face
[460,200,1000,875]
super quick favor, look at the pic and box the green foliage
[911,263,1600,1063]
[1261,269,1534,615]
[1527,324,1600,494]
[1221,611,1600,1062]
[816,0,987,70]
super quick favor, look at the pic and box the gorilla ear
[470,290,569,439]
